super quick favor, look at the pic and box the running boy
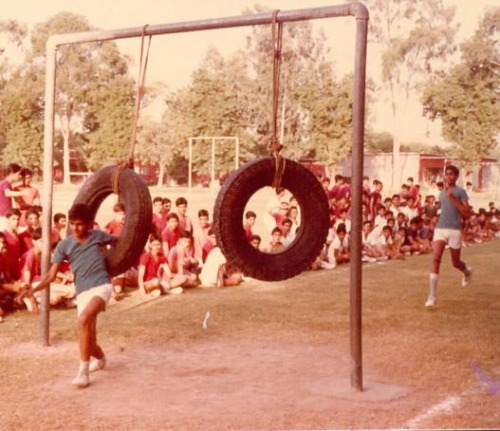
[17,203,117,388]
[425,165,472,308]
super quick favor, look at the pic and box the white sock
[429,273,439,299]
[79,360,90,374]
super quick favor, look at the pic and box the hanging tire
[213,156,329,281]
[72,165,152,277]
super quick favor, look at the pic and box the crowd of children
[2,164,499,322]
[0,176,245,321]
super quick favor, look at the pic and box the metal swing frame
[40,3,369,391]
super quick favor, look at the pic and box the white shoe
[425,297,436,307]
[462,267,472,287]
[71,371,90,388]
[23,298,33,312]
[166,287,183,295]
[89,356,106,373]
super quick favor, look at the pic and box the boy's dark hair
[148,232,162,243]
[446,165,460,177]
[410,216,422,225]
[6,163,22,175]
[198,209,209,218]
[20,167,33,177]
[436,181,444,188]
[113,202,125,213]
[25,207,39,220]
[250,234,261,242]
[68,203,93,223]
[5,208,21,218]
[166,212,179,222]
[32,205,42,215]
[152,196,163,204]
[162,197,171,204]
[271,227,283,235]
[175,197,187,206]
[407,177,414,182]
[382,225,392,232]
[179,229,192,239]
[281,218,292,227]
[53,212,66,224]
[32,227,43,241]
[336,223,346,234]
[245,210,256,219]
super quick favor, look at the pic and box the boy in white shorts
[17,203,117,388]
[425,165,472,308]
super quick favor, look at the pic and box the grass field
[1,181,499,429]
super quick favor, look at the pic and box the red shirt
[3,230,20,280]
[161,228,179,251]
[152,213,167,235]
[18,229,34,256]
[139,251,167,281]
[105,220,124,236]
[19,248,41,283]
[0,180,12,216]
[243,224,253,241]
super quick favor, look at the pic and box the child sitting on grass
[137,233,185,298]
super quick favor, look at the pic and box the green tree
[30,12,135,183]
[421,6,500,166]
[0,65,44,167]
[299,66,353,169]
[367,0,457,190]
[173,47,253,177]
[243,9,336,162]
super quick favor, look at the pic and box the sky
[3,0,500,144]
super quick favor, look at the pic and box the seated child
[264,227,285,253]
[199,232,242,288]
[19,228,76,311]
[138,233,185,298]
[167,230,200,287]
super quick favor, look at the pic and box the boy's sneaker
[71,371,90,388]
[462,267,472,287]
[23,298,33,312]
[166,287,183,295]
[89,356,106,373]
[425,296,436,308]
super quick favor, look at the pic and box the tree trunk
[157,159,166,187]
[62,128,71,185]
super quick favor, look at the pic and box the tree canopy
[422,6,500,166]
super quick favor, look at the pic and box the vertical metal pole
[39,42,58,346]
[350,6,369,391]
[188,138,192,192]
[235,137,239,169]
[211,138,216,185]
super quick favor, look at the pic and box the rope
[269,11,285,188]
[114,25,152,195]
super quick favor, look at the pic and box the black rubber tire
[213,156,330,281]
[72,165,152,277]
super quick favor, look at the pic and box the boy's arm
[216,264,225,288]
[16,263,60,314]
[137,265,146,294]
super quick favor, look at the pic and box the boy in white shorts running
[425,165,472,308]
[18,203,117,388]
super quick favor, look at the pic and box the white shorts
[76,283,113,316]
[433,228,462,249]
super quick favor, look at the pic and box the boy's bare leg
[78,296,106,362]
[72,296,106,387]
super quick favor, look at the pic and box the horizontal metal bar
[48,4,368,48]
